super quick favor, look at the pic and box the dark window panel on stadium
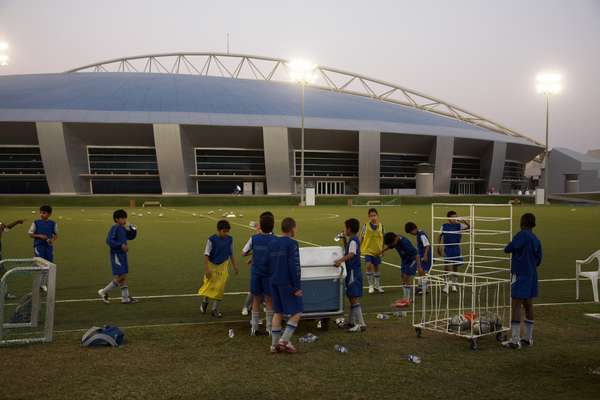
[294,150,359,177]
[380,153,430,178]
[0,146,49,193]
[195,149,266,176]
[86,147,161,194]
[451,156,482,180]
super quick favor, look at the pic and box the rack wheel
[415,327,422,338]
[470,338,478,350]
[319,318,330,331]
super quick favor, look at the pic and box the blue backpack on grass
[81,325,124,347]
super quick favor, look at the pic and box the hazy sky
[1,0,599,151]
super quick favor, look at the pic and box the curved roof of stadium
[0,69,538,147]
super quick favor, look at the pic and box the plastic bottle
[376,313,390,320]
[299,333,319,343]
[407,355,421,364]
[228,329,234,339]
[334,344,348,354]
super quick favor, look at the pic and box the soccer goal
[142,201,162,208]
[0,257,56,346]
[411,203,513,349]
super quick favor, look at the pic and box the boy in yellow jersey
[359,208,385,294]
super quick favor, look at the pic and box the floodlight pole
[544,94,549,204]
[300,80,306,206]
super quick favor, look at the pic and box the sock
[511,320,521,342]
[374,273,381,288]
[403,285,412,300]
[120,285,130,301]
[348,309,355,325]
[351,304,366,326]
[280,321,298,343]
[421,278,428,292]
[101,280,118,294]
[202,297,209,307]
[266,311,274,332]
[366,272,374,287]
[244,293,252,309]
[212,300,221,313]
[524,319,534,341]
[251,311,260,331]
[271,328,282,346]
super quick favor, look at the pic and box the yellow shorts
[198,260,230,300]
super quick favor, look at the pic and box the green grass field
[1,202,600,399]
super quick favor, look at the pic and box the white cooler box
[300,246,345,321]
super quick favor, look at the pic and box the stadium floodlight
[536,72,562,204]
[0,41,8,52]
[0,54,8,66]
[287,59,317,206]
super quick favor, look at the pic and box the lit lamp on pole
[288,59,317,206]
[0,41,9,66]
[535,72,562,204]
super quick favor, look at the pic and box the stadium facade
[0,53,543,196]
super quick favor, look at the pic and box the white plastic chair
[576,250,600,302]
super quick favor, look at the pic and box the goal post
[0,258,56,346]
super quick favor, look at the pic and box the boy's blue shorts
[110,252,129,276]
[34,245,54,262]
[250,273,271,297]
[364,255,381,267]
[345,269,363,298]
[444,248,463,265]
[271,285,303,315]
[401,260,417,276]
[511,274,538,299]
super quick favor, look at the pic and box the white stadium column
[432,136,454,194]
[36,122,89,194]
[481,141,507,193]
[262,126,294,195]
[153,124,196,195]
[358,130,381,195]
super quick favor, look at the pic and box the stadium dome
[0,53,542,196]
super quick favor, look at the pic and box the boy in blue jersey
[98,209,138,304]
[383,231,421,306]
[334,218,367,332]
[0,218,25,299]
[267,217,303,354]
[502,213,542,349]
[438,210,470,294]
[242,211,277,336]
[199,220,238,317]
[28,205,58,263]
[405,222,432,295]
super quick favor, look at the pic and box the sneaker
[270,345,280,354]
[501,339,522,349]
[375,287,385,294]
[442,285,450,294]
[97,289,110,304]
[520,338,534,347]
[347,324,367,333]
[200,302,208,314]
[122,297,138,304]
[451,285,458,293]
[211,310,223,318]
[40,285,48,293]
[241,307,249,316]
[368,286,375,294]
[276,341,297,353]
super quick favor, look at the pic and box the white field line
[2,278,578,307]
[51,299,599,335]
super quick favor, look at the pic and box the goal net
[0,258,56,346]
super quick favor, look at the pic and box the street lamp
[536,72,562,204]
[288,59,317,205]
[0,41,9,66]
